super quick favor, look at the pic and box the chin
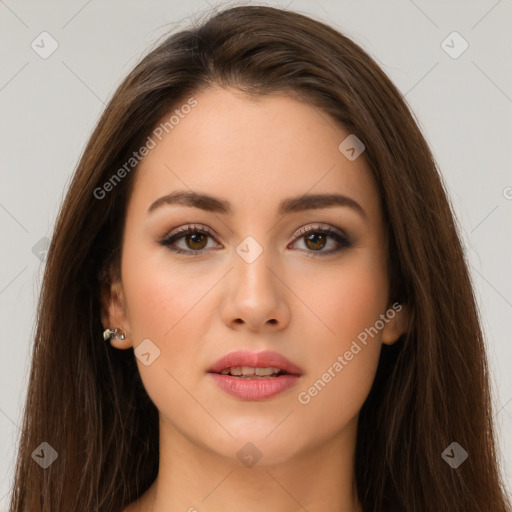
[206,423,307,467]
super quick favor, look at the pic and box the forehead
[130,86,381,221]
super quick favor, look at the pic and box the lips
[207,350,303,376]
[207,350,303,400]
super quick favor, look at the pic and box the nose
[220,245,291,332]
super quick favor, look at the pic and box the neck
[139,415,363,512]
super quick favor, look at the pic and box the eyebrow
[147,190,367,219]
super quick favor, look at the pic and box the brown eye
[291,226,352,257]
[160,225,219,256]
[303,232,327,251]
[185,232,208,250]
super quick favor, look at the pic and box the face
[102,86,407,465]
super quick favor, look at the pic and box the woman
[9,5,511,512]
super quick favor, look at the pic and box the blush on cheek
[125,267,219,373]
[132,285,190,340]
[122,246,192,331]
[309,274,385,346]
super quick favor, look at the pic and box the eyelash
[159,223,352,258]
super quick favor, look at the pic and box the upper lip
[207,350,303,376]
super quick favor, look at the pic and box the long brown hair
[9,5,511,511]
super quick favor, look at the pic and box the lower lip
[208,373,301,401]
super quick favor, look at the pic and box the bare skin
[102,86,408,512]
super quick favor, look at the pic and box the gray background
[1,0,511,507]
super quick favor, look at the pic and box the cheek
[297,250,389,348]
[120,240,231,373]
[120,245,216,423]
[121,239,209,340]
[123,267,183,340]
[292,252,388,428]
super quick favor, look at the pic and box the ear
[100,277,133,350]
[381,302,409,346]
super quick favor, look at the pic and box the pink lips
[207,350,303,401]
[207,349,303,376]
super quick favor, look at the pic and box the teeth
[254,367,280,376]
[220,366,282,377]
